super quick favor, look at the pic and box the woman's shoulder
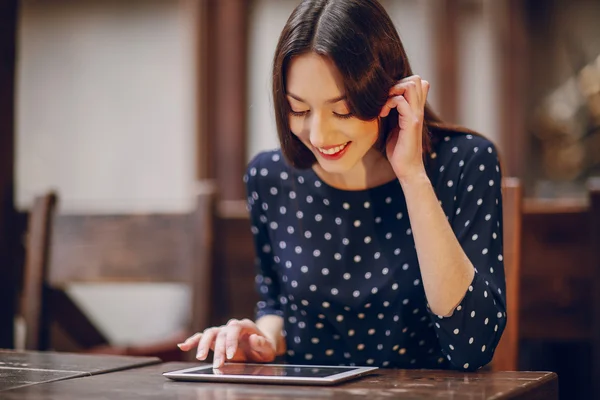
[433,132,500,168]
[244,148,291,188]
[246,148,283,170]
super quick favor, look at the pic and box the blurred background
[0,0,599,399]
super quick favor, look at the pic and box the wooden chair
[20,181,217,361]
[513,177,600,397]
[589,178,600,397]
[491,177,523,371]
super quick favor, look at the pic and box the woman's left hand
[380,75,430,182]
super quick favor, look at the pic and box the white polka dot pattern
[244,134,506,371]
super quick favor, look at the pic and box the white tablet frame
[163,363,378,385]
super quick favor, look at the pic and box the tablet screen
[183,364,359,378]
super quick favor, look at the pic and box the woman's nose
[308,113,331,148]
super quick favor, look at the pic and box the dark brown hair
[272,0,474,169]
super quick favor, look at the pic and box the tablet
[163,363,378,385]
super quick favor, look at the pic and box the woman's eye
[290,110,309,117]
[289,110,353,119]
[333,112,354,120]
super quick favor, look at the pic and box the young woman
[179,0,506,371]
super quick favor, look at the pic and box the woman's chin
[314,156,359,175]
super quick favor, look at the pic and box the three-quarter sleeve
[244,156,284,320]
[429,143,507,370]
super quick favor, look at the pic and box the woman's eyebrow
[286,93,347,104]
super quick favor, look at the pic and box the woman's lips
[315,141,352,160]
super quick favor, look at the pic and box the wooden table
[2,361,559,399]
[0,349,160,391]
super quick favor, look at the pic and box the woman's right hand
[177,318,277,369]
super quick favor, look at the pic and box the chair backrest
[21,181,217,350]
[491,177,523,371]
[589,178,600,397]
[519,196,592,342]
[210,201,258,326]
[21,192,58,350]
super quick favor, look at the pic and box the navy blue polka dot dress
[243,133,506,371]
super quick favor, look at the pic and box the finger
[390,95,420,131]
[380,101,393,118]
[197,328,219,360]
[213,330,228,368]
[381,95,411,120]
[382,84,405,116]
[402,80,422,116]
[389,79,422,104]
[422,80,430,103]
[408,76,424,105]
[225,320,243,360]
[247,333,275,362]
[380,92,407,118]
[177,332,202,351]
[387,76,426,110]
[380,83,419,118]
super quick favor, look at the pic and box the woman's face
[286,53,380,175]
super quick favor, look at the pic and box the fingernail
[226,348,234,359]
[177,343,183,348]
[196,348,205,359]
[213,357,221,368]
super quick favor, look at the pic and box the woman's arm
[381,76,506,370]
[380,77,473,316]
[245,153,288,357]
[399,173,474,316]
[402,142,506,371]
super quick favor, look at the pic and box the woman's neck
[312,148,398,191]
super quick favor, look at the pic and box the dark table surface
[2,361,559,399]
[0,349,161,391]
